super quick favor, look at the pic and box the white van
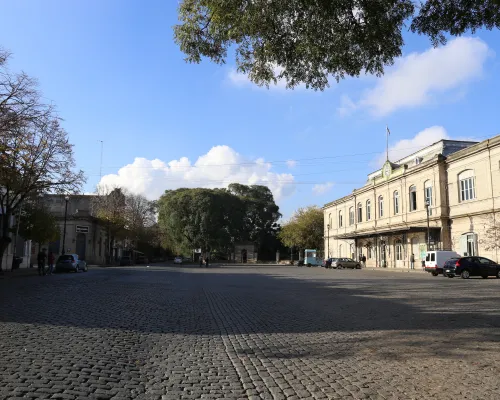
[425,251,461,276]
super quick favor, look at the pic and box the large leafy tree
[279,206,324,253]
[228,183,281,257]
[175,0,500,90]
[158,188,245,255]
[16,199,60,247]
[0,50,85,272]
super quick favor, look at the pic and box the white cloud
[339,37,492,117]
[371,126,476,168]
[312,182,334,195]
[286,159,297,168]
[337,94,357,116]
[98,145,296,202]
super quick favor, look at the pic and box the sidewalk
[364,266,427,274]
[0,267,40,280]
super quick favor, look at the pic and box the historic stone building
[37,195,110,265]
[323,134,500,268]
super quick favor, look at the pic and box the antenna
[99,140,104,180]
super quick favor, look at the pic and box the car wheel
[482,275,488,279]
[355,264,361,269]
[337,265,342,269]
[497,270,500,279]
[447,274,454,278]
[461,270,470,279]
[431,272,438,276]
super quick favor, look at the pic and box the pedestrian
[38,248,47,276]
[362,254,366,268]
[410,253,415,270]
[47,251,55,275]
[205,256,209,268]
[199,256,203,268]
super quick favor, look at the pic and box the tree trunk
[0,212,13,273]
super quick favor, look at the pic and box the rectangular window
[460,177,476,201]
[396,245,402,260]
[349,210,354,225]
[410,191,417,211]
[425,186,433,216]
[358,207,362,223]
[339,214,343,228]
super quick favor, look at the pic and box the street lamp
[327,224,330,257]
[61,195,69,255]
[425,200,431,250]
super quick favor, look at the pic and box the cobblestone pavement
[1,265,500,400]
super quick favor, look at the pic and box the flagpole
[386,125,390,161]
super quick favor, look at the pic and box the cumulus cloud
[98,145,296,202]
[338,37,492,117]
[312,182,334,195]
[371,126,476,168]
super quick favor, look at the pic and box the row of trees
[0,48,84,272]
[157,184,281,258]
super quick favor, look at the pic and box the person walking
[410,253,415,270]
[37,248,47,276]
[362,254,367,268]
[47,251,55,275]
[205,256,209,268]
[199,256,203,268]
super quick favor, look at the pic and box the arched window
[395,240,403,260]
[458,170,476,201]
[424,180,433,216]
[378,196,384,218]
[393,191,400,214]
[349,207,354,225]
[338,211,343,228]
[409,185,417,211]
[366,200,371,221]
[357,202,362,222]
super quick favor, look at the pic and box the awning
[334,225,441,240]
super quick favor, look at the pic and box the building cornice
[445,134,500,163]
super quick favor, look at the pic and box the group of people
[36,248,55,276]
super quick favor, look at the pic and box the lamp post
[425,200,431,250]
[61,196,69,255]
[327,224,330,257]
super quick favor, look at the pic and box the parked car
[331,258,360,269]
[447,256,500,279]
[120,256,132,266]
[174,256,183,264]
[425,250,461,276]
[55,254,87,273]
[441,258,460,277]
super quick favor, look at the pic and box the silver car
[331,257,361,269]
[55,254,88,273]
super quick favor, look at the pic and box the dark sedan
[449,256,500,279]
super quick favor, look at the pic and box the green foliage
[16,202,59,245]
[157,184,281,256]
[175,0,500,90]
[279,206,324,250]
[158,187,245,253]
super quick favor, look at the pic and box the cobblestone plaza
[1,265,499,399]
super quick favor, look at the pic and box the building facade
[38,195,111,265]
[323,135,500,268]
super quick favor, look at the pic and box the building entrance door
[241,249,247,263]
[76,233,86,261]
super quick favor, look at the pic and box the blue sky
[2,1,500,219]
